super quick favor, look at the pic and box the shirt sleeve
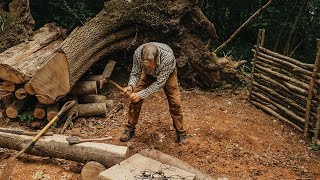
[128,48,142,88]
[137,54,175,99]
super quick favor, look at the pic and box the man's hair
[141,43,158,63]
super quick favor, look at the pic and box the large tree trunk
[1,0,244,106]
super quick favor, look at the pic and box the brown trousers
[125,69,186,135]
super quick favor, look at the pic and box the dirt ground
[1,87,320,179]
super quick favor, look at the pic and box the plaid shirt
[128,42,176,99]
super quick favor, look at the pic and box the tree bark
[0,132,128,168]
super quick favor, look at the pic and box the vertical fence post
[313,106,320,144]
[249,29,263,100]
[304,39,320,137]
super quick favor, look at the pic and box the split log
[47,103,59,121]
[3,81,15,92]
[33,103,46,120]
[78,95,107,104]
[5,99,26,119]
[14,88,28,100]
[70,81,98,95]
[0,133,128,168]
[77,103,107,118]
[0,24,64,84]
[251,100,303,131]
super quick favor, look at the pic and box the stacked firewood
[0,24,117,121]
[249,29,320,136]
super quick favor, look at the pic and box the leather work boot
[120,130,135,142]
[176,133,187,144]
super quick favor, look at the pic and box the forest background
[2,0,319,65]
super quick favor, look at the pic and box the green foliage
[51,122,58,128]
[30,0,105,29]
[201,0,320,64]
[18,112,35,123]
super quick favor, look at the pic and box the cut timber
[70,81,98,95]
[6,100,26,118]
[14,88,28,100]
[139,149,214,180]
[81,161,106,180]
[98,154,195,180]
[30,53,70,104]
[24,82,35,95]
[0,133,128,167]
[1,93,13,109]
[77,103,107,117]
[33,103,46,119]
[0,24,64,84]
[3,81,15,92]
[78,95,107,104]
[47,103,59,121]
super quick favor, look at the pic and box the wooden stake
[312,106,320,144]
[249,29,263,100]
[304,39,320,137]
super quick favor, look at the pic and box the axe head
[102,60,116,79]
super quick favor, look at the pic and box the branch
[213,0,272,54]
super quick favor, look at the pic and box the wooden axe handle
[108,79,125,92]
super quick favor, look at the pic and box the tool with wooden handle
[66,136,113,145]
[13,100,76,158]
[0,100,76,180]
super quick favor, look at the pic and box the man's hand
[123,86,133,96]
[129,93,141,103]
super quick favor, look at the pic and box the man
[120,42,187,143]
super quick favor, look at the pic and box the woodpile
[249,29,320,140]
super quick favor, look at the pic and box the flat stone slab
[98,154,195,180]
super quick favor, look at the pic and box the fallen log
[24,82,35,95]
[0,132,128,168]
